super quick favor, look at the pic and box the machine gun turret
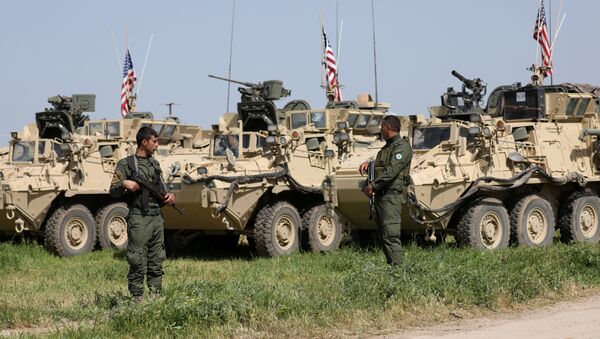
[209,75,292,132]
[451,70,487,108]
[209,75,291,102]
[36,94,95,140]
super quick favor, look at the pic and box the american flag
[322,27,342,101]
[533,0,553,76]
[120,48,136,117]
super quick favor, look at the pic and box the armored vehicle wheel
[510,194,555,247]
[456,197,510,250]
[302,204,342,253]
[254,202,301,257]
[559,193,600,244]
[96,203,129,250]
[44,204,96,257]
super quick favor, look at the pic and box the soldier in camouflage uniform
[110,127,176,301]
[360,115,413,265]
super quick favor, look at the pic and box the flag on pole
[322,27,342,102]
[120,48,137,117]
[533,0,553,76]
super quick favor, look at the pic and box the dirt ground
[376,295,600,339]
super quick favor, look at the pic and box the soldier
[110,126,176,302]
[359,115,412,265]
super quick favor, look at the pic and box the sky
[0,0,598,139]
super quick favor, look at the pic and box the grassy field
[2,240,600,338]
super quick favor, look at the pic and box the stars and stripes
[322,27,342,102]
[533,0,553,77]
[120,48,137,117]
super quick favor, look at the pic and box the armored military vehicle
[329,67,600,250]
[166,76,387,257]
[0,95,208,256]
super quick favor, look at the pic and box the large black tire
[44,204,96,257]
[254,202,301,257]
[302,204,342,253]
[510,194,555,247]
[559,192,600,244]
[456,197,510,250]
[95,203,129,250]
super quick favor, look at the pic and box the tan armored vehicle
[165,77,387,257]
[0,95,208,256]
[329,67,600,250]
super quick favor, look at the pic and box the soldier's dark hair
[381,115,401,132]
[136,126,159,146]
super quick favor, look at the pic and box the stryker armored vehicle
[328,67,600,250]
[0,94,208,256]
[164,76,388,257]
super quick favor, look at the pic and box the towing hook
[14,218,24,233]
[5,206,15,220]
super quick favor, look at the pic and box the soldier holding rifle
[359,115,413,265]
[110,126,176,302]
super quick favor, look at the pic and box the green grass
[2,241,600,337]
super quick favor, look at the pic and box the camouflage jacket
[372,134,413,194]
[110,155,167,214]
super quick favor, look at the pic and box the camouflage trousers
[126,213,166,297]
[375,191,404,265]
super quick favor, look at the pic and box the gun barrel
[208,74,257,88]
[451,70,468,83]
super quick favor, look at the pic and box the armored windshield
[291,113,307,129]
[412,126,451,150]
[310,112,326,128]
[502,88,542,120]
[213,134,239,157]
[12,141,35,162]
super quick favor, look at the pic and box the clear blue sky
[0,0,597,139]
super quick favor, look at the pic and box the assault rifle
[367,160,376,220]
[130,172,185,215]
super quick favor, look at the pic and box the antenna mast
[226,0,236,113]
[136,33,154,98]
[370,0,379,109]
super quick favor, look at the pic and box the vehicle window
[106,122,120,137]
[412,126,451,150]
[356,115,369,128]
[575,98,591,116]
[291,113,307,129]
[12,141,35,162]
[160,124,176,139]
[89,122,104,135]
[310,112,326,128]
[347,113,359,127]
[151,124,163,135]
[38,141,46,156]
[368,116,382,127]
[565,98,579,116]
[242,134,251,148]
[213,134,239,157]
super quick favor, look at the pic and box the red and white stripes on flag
[322,27,342,101]
[121,48,136,117]
[533,0,553,76]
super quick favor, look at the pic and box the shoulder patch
[395,153,403,160]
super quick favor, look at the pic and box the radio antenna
[370,0,379,109]
[226,0,236,113]
[136,33,154,98]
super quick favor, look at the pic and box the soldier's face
[142,136,159,155]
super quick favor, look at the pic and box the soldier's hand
[164,192,176,206]
[362,183,374,198]
[359,161,369,176]
[123,180,140,192]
